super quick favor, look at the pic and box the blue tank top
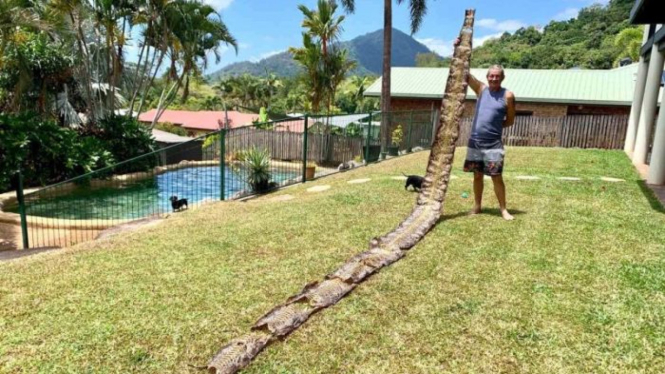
[471,87,507,142]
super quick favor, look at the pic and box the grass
[1,147,664,373]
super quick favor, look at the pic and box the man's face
[486,68,504,90]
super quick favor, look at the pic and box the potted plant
[388,125,403,156]
[305,160,317,180]
[244,147,275,192]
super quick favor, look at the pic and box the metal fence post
[16,170,29,249]
[381,111,389,160]
[302,114,309,183]
[365,112,372,163]
[407,110,414,153]
[219,129,226,201]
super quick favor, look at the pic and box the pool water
[11,166,299,220]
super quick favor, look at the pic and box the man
[454,38,516,220]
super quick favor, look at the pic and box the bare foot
[501,209,514,221]
[469,206,481,215]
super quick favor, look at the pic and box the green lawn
[1,147,664,373]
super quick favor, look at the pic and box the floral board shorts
[463,138,505,176]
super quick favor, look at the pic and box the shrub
[243,147,275,193]
[0,113,158,192]
[391,125,404,147]
[0,113,113,191]
[155,122,188,136]
[88,115,158,174]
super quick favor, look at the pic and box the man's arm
[503,91,516,128]
[467,73,485,96]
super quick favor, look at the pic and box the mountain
[470,0,636,69]
[207,28,434,81]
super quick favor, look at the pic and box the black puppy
[169,195,188,212]
[402,172,424,191]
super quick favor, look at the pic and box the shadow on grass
[438,208,526,222]
[480,208,527,218]
[637,180,665,214]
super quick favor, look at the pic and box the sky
[125,0,611,74]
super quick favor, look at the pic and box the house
[624,0,665,186]
[139,109,310,135]
[151,129,202,165]
[364,64,661,119]
[139,110,261,136]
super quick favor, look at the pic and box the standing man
[455,38,516,220]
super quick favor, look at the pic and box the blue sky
[126,0,611,74]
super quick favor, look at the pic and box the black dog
[403,173,424,191]
[169,195,188,212]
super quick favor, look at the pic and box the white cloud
[250,50,284,63]
[477,18,527,33]
[203,0,234,10]
[238,43,250,50]
[415,33,510,57]
[553,8,579,21]
[474,32,504,47]
[416,38,453,57]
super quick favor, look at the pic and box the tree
[471,0,639,69]
[614,27,643,65]
[290,33,326,113]
[291,1,356,115]
[202,95,222,110]
[148,1,237,127]
[298,0,345,58]
[415,52,450,67]
[339,0,429,151]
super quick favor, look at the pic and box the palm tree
[298,0,345,58]
[325,48,357,113]
[262,71,282,110]
[349,75,371,111]
[0,0,53,67]
[92,0,134,111]
[338,0,429,150]
[202,95,222,110]
[290,33,326,113]
[149,0,237,127]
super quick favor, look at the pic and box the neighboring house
[139,109,310,135]
[364,64,662,118]
[624,0,665,186]
[139,110,260,136]
[151,129,202,165]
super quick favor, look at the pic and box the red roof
[139,109,260,131]
[139,109,310,133]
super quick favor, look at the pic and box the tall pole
[302,115,309,183]
[16,170,29,249]
[365,112,373,163]
[219,129,226,200]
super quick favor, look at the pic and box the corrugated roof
[364,64,663,106]
[139,109,260,131]
[151,129,195,144]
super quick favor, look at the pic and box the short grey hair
[487,64,505,78]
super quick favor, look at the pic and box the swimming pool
[9,166,300,220]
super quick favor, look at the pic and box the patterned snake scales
[207,10,476,374]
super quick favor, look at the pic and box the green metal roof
[364,64,662,106]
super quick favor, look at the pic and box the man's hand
[503,91,516,128]
[454,37,461,47]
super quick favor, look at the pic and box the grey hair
[487,64,505,78]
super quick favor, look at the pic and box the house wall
[566,104,631,115]
[390,97,630,118]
